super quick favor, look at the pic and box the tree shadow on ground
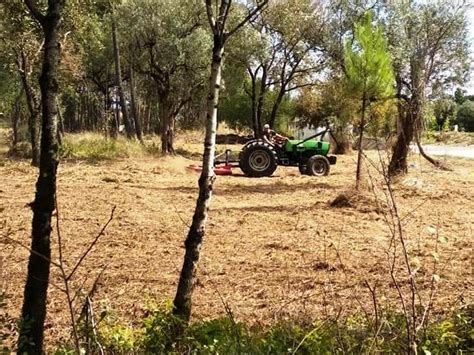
[143,180,334,196]
[213,200,328,213]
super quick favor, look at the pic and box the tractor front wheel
[239,140,278,177]
[307,155,330,176]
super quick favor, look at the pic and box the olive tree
[385,0,470,175]
[118,0,211,154]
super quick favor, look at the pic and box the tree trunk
[389,99,416,176]
[333,124,352,154]
[268,88,286,128]
[56,98,63,146]
[129,67,143,142]
[256,65,267,135]
[159,94,175,154]
[173,38,224,322]
[248,68,258,137]
[18,50,41,166]
[18,1,63,353]
[111,14,133,139]
[389,56,424,177]
[11,92,22,147]
[355,97,366,190]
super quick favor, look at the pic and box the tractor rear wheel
[307,155,330,176]
[239,140,278,177]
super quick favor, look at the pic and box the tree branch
[225,0,269,39]
[23,0,45,24]
[205,0,217,32]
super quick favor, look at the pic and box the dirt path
[412,144,474,159]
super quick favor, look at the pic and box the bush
[456,101,474,132]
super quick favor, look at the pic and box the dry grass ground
[1,131,473,348]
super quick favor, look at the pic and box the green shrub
[422,305,474,354]
[53,300,473,354]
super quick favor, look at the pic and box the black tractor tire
[307,155,330,176]
[239,140,278,177]
[298,164,307,175]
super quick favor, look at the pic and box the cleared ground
[1,133,473,346]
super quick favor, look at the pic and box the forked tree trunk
[173,38,224,321]
[355,96,367,190]
[111,14,133,139]
[18,1,63,353]
[389,57,423,177]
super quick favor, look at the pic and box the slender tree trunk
[129,67,143,142]
[113,100,120,138]
[18,51,41,166]
[111,15,133,139]
[159,94,175,154]
[256,65,267,135]
[11,92,22,147]
[173,38,224,322]
[268,88,286,128]
[355,96,366,190]
[248,68,258,137]
[144,98,151,135]
[18,1,63,353]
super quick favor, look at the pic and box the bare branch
[225,0,269,39]
[23,0,45,23]
[205,0,217,32]
[67,206,116,281]
[1,234,61,269]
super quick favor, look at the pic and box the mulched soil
[1,141,473,348]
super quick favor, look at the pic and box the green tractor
[238,123,337,177]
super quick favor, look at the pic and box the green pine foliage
[344,11,394,102]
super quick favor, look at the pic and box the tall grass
[60,133,147,161]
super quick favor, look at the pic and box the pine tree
[344,11,394,189]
